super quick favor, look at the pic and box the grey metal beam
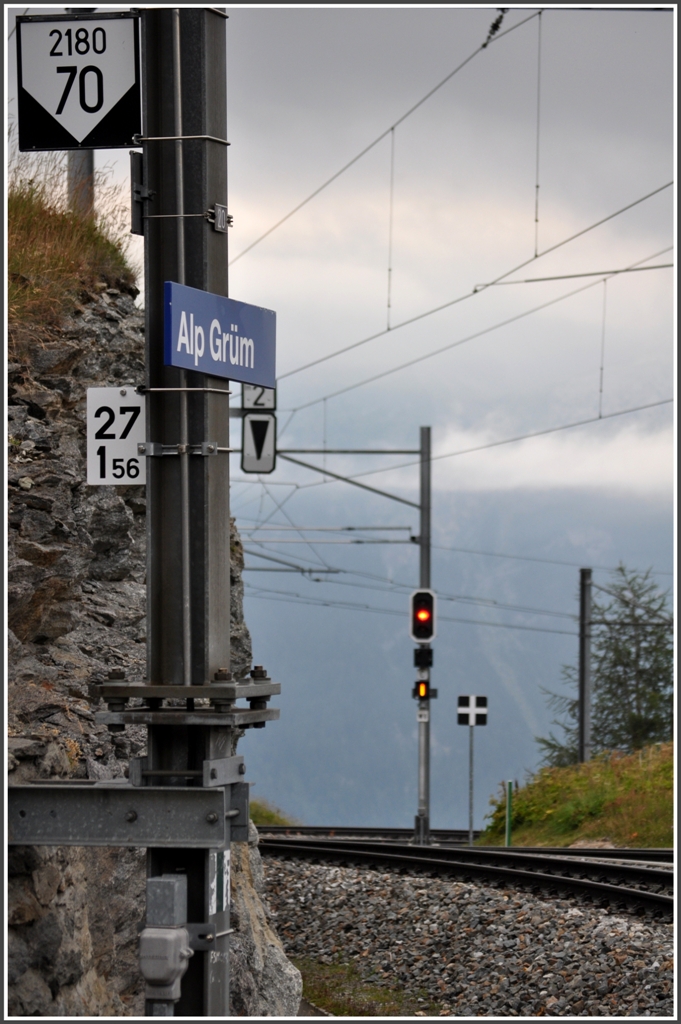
[95,709,280,727]
[8,785,228,847]
[278,453,420,508]
[93,681,280,700]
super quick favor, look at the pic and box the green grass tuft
[292,957,443,1017]
[250,799,298,827]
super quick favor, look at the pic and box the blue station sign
[164,282,276,388]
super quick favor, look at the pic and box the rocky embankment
[7,286,301,1016]
[264,857,674,1017]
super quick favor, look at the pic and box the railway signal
[458,695,488,846]
[410,589,436,642]
[412,680,438,700]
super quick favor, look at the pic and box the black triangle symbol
[250,419,270,460]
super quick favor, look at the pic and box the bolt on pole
[415,426,431,844]
[578,568,592,763]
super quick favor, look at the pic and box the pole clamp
[138,442,226,457]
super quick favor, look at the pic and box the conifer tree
[537,566,673,765]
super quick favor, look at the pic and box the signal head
[409,589,436,642]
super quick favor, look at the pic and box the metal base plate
[95,708,280,727]
[92,681,280,700]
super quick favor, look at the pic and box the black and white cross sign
[242,413,276,474]
[458,695,488,726]
[16,13,140,152]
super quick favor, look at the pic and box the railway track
[261,825,674,862]
[259,832,674,917]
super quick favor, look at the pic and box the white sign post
[87,387,146,485]
[458,695,488,847]
[16,13,140,151]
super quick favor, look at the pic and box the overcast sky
[6,5,675,826]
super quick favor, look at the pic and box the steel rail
[260,825,674,862]
[259,836,673,916]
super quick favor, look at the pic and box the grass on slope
[478,742,673,848]
[250,799,298,827]
[8,145,135,326]
[292,958,442,1017]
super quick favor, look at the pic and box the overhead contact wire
[277,182,673,386]
[228,10,541,267]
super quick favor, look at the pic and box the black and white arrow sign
[458,695,488,726]
[241,413,276,474]
[16,13,140,152]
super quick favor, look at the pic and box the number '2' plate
[87,387,146,485]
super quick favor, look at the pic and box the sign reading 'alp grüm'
[164,282,276,389]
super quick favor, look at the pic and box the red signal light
[410,589,436,641]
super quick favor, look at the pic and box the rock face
[7,288,301,1016]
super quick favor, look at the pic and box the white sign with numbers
[87,387,146,485]
[243,384,276,410]
[17,13,140,150]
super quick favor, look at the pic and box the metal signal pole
[65,6,96,219]
[67,150,94,218]
[415,426,431,844]
[142,9,230,1014]
[468,723,474,847]
[578,567,592,763]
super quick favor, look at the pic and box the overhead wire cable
[599,280,607,418]
[239,520,672,578]
[277,182,673,387]
[328,398,674,480]
[478,262,673,284]
[534,10,543,257]
[283,246,672,413]
[386,127,396,331]
[228,9,540,267]
[259,479,334,570]
[243,585,578,637]
[284,571,578,620]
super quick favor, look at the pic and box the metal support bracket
[8,784,229,848]
[183,924,234,950]
[138,441,222,457]
[129,755,245,788]
[95,707,280,728]
[206,204,232,232]
[93,680,281,701]
[229,781,250,842]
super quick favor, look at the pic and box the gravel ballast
[264,856,674,1017]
